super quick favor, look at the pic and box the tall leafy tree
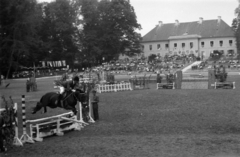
[234,0,240,58]
[80,0,100,67]
[81,0,142,64]
[98,0,142,60]
[0,0,42,78]
[232,18,238,31]
[38,0,83,68]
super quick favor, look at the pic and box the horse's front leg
[72,107,77,115]
[63,105,77,115]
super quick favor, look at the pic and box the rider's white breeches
[59,86,65,94]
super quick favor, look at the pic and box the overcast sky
[38,0,239,36]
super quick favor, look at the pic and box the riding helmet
[73,76,79,82]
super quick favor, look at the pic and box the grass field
[1,74,240,157]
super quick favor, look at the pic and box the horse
[32,90,87,115]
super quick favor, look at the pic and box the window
[229,40,233,46]
[149,45,152,50]
[227,50,234,56]
[201,42,204,47]
[182,43,185,48]
[190,42,193,49]
[165,44,169,50]
[210,41,214,47]
[157,44,161,50]
[219,41,223,47]
[174,43,177,48]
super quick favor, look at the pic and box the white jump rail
[96,82,132,93]
[26,101,90,142]
[156,82,175,89]
[26,99,95,142]
[214,82,236,89]
[28,113,81,142]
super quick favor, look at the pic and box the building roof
[142,19,235,42]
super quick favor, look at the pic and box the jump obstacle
[24,95,95,142]
[131,75,151,90]
[156,82,175,89]
[156,73,176,89]
[214,82,236,89]
[1,95,95,145]
[156,70,236,89]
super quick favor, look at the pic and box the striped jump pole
[12,102,23,146]
[78,101,88,126]
[88,98,95,123]
[19,95,35,144]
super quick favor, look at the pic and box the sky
[38,0,239,36]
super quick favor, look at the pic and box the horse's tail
[39,96,44,103]
[32,96,45,114]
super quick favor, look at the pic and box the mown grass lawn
[1,74,240,157]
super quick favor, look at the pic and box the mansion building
[141,17,237,59]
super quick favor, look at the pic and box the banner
[40,60,66,68]
[47,61,52,67]
[58,61,62,67]
[62,60,66,66]
[40,61,46,67]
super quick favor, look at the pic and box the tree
[81,0,142,64]
[38,0,83,68]
[234,0,240,58]
[232,18,238,31]
[0,0,42,78]
[80,0,100,67]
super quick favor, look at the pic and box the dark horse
[32,90,87,115]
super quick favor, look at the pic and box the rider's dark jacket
[61,80,77,91]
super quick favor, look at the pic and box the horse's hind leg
[43,106,47,113]
[32,102,43,114]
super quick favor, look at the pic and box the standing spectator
[26,78,31,92]
[91,90,99,121]
[0,75,4,86]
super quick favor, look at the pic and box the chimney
[217,16,221,23]
[155,25,158,34]
[175,20,179,26]
[158,21,163,27]
[199,17,203,24]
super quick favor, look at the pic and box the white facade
[141,17,237,59]
[142,37,236,59]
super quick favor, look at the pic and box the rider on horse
[56,76,81,109]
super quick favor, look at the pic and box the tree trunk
[6,48,15,79]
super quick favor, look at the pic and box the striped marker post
[19,95,35,144]
[88,98,95,123]
[78,101,88,126]
[12,102,23,146]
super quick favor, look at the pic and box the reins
[62,91,85,102]
[62,92,75,102]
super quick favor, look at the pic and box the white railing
[96,82,132,93]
